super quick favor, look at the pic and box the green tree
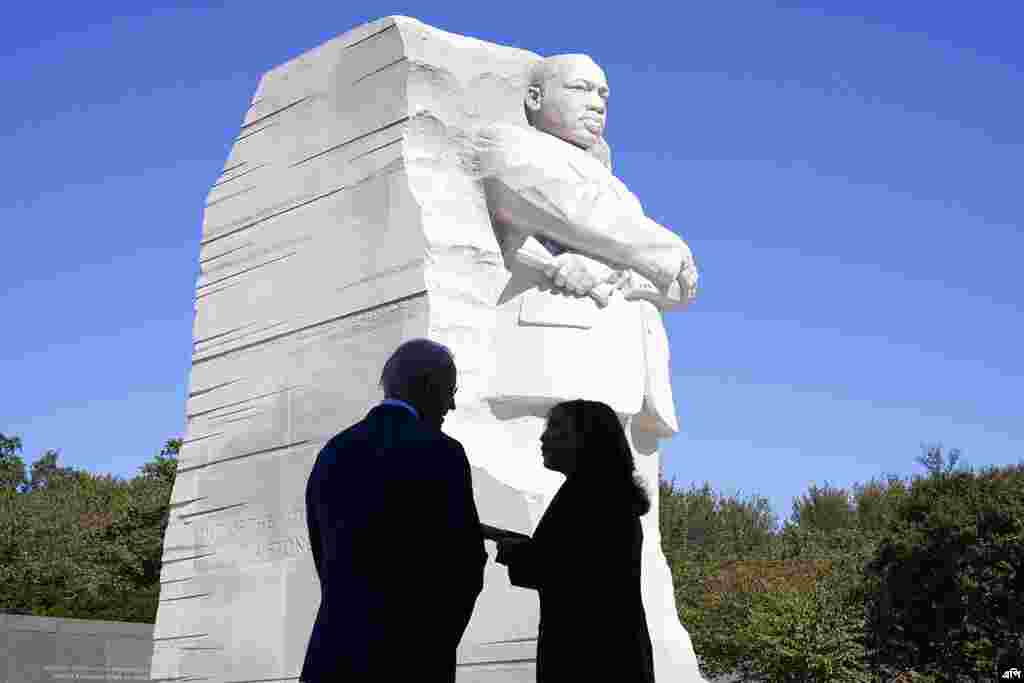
[852,473,910,538]
[98,437,180,621]
[674,476,886,682]
[28,448,81,492]
[660,479,778,566]
[790,481,857,533]
[659,479,804,680]
[865,460,1024,681]
[734,571,870,683]
[0,438,179,622]
[0,447,129,618]
[915,444,968,479]
[662,448,1023,682]
[702,522,875,682]
[139,438,181,486]
[0,433,29,493]
[660,479,779,638]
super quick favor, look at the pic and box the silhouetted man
[300,339,487,682]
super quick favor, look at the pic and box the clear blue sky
[2,2,1021,524]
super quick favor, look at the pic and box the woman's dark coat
[497,474,656,682]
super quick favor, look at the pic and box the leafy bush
[0,438,178,622]
[865,460,1024,680]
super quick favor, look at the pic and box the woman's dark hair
[547,399,651,516]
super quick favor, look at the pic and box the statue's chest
[562,152,641,210]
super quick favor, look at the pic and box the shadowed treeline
[2,434,1021,681]
[660,446,1024,682]
[0,433,178,623]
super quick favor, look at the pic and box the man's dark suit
[300,404,487,682]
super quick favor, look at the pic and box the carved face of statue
[526,55,609,150]
[540,408,581,475]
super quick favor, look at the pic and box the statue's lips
[581,117,605,131]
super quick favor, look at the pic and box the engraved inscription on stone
[190,503,307,571]
[255,535,311,560]
[192,503,305,547]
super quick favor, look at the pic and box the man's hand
[543,253,616,296]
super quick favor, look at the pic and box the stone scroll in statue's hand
[515,237,618,307]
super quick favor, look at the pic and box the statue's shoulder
[474,123,569,176]
[474,121,537,146]
[474,122,544,157]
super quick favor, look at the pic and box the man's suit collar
[379,398,419,420]
[368,403,420,425]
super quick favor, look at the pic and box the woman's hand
[494,536,530,566]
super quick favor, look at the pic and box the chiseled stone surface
[153,16,704,682]
[1,614,153,683]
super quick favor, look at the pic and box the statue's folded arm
[476,124,689,292]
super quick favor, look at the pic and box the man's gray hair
[379,338,456,398]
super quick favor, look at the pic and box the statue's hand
[608,247,697,308]
[609,269,656,300]
[544,253,614,296]
[677,242,699,302]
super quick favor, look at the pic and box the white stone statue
[468,52,704,682]
[474,54,699,438]
[151,17,706,683]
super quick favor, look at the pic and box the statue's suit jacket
[300,404,487,682]
[475,123,687,435]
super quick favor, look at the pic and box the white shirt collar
[380,398,419,420]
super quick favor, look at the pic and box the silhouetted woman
[491,399,656,682]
